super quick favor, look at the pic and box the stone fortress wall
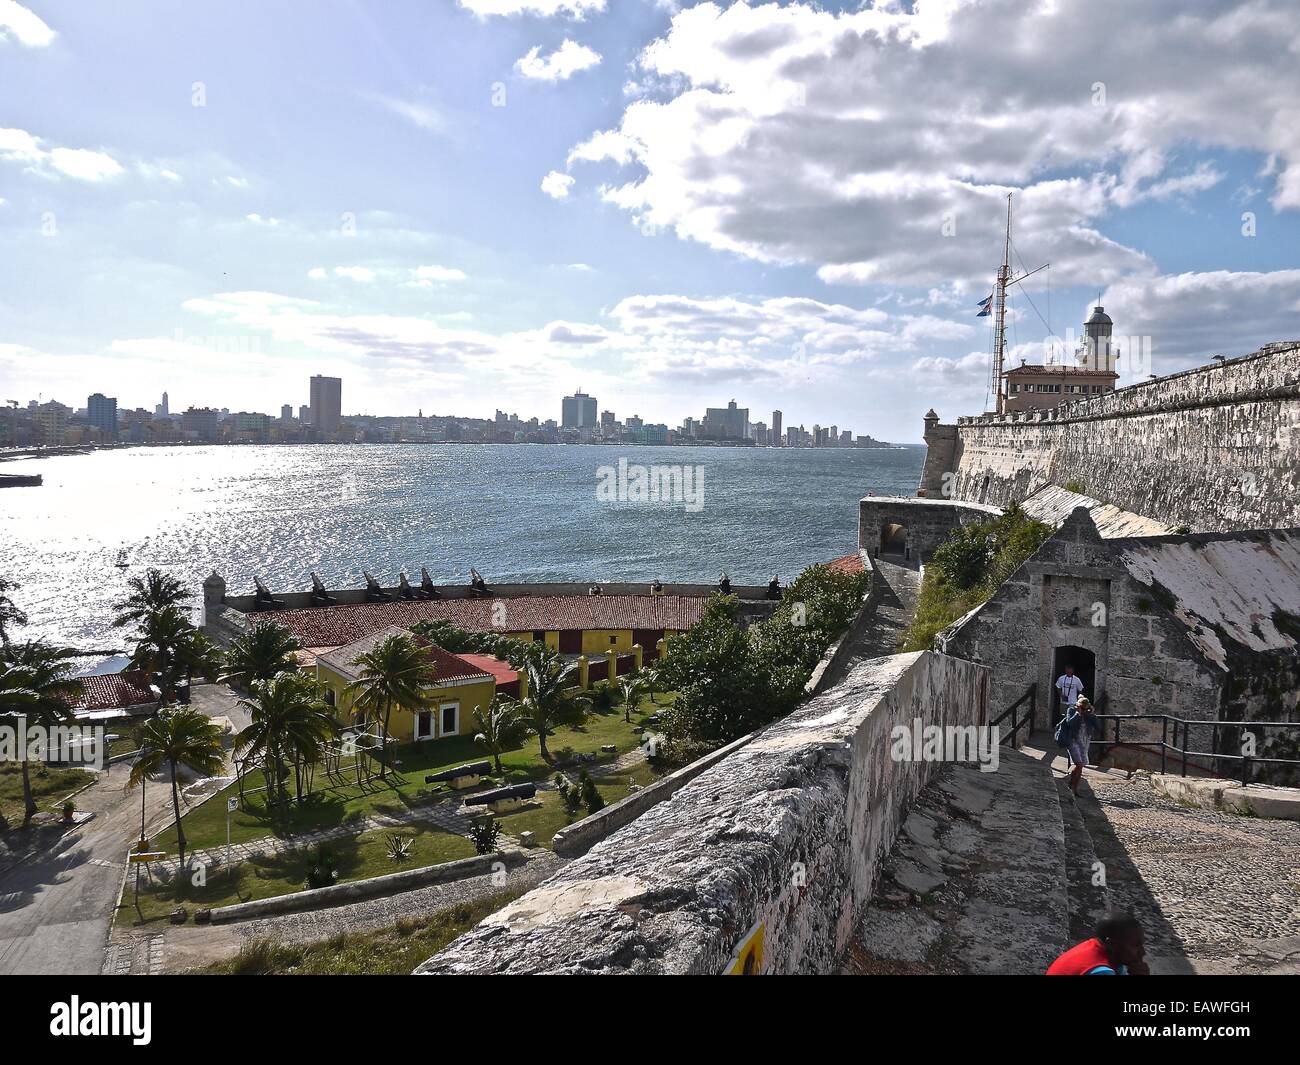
[918,341,1300,532]
[419,652,989,974]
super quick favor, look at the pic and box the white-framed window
[415,710,435,741]
[440,702,459,737]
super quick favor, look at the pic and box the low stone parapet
[416,650,990,974]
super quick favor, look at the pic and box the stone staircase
[848,732,1300,974]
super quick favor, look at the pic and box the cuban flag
[976,294,993,317]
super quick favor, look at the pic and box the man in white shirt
[1055,665,1084,714]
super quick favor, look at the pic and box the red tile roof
[825,554,865,575]
[458,654,519,688]
[70,670,156,711]
[315,626,492,685]
[259,595,706,650]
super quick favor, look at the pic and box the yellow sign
[129,851,166,863]
[724,922,765,975]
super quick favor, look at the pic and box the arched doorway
[880,522,908,556]
[1052,645,1096,710]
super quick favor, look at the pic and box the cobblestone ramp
[845,749,1069,974]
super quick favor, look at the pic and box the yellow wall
[315,664,497,744]
[506,630,560,651]
[581,629,633,655]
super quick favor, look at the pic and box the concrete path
[846,750,1069,974]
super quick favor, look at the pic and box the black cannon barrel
[465,782,537,806]
[425,761,492,784]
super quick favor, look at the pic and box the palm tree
[472,696,528,775]
[222,621,302,690]
[0,642,79,825]
[234,673,337,807]
[0,577,28,648]
[618,675,648,724]
[515,653,588,765]
[112,568,193,629]
[346,633,436,779]
[129,706,226,871]
[128,606,222,702]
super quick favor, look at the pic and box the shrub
[553,772,584,815]
[305,846,338,890]
[468,816,501,855]
[578,770,605,813]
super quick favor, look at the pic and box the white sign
[227,797,239,812]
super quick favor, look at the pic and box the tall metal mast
[992,192,1012,415]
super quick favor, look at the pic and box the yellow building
[314,626,501,745]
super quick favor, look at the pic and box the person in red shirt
[1047,913,1149,975]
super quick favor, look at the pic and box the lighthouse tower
[1080,305,1115,372]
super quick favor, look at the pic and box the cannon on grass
[425,761,492,791]
[464,781,536,814]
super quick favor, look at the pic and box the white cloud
[0,127,123,182]
[413,264,468,283]
[515,39,601,81]
[541,170,575,199]
[371,94,445,134]
[564,0,1300,288]
[245,212,281,226]
[0,1,55,47]
[458,0,605,17]
[307,264,468,285]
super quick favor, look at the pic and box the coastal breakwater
[918,341,1300,532]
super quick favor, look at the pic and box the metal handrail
[1090,713,1300,785]
[992,683,1037,748]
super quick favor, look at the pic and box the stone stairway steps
[1054,777,1110,942]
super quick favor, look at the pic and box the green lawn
[191,888,530,975]
[0,761,91,828]
[120,823,477,926]
[156,691,673,854]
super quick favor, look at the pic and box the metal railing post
[1160,717,1167,775]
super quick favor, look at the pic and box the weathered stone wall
[935,342,1300,531]
[940,511,1223,737]
[858,496,999,563]
[417,651,990,975]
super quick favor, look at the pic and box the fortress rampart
[918,341,1300,531]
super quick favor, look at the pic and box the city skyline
[3,3,1299,443]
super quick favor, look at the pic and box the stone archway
[880,522,908,556]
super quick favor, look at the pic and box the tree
[0,641,79,825]
[112,568,193,629]
[472,696,528,774]
[0,577,28,648]
[511,651,587,764]
[234,673,336,807]
[127,606,222,702]
[346,633,436,778]
[618,675,648,723]
[129,706,226,871]
[222,621,302,690]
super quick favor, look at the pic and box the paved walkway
[152,849,567,973]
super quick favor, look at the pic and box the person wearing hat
[1061,695,1100,796]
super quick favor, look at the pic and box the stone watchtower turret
[917,409,959,498]
[203,571,226,608]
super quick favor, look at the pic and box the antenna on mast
[992,192,1012,416]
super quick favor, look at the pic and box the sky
[2,0,1299,443]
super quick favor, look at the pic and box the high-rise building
[87,393,118,436]
[181,406,220,443]
[281,404,293,422]
[771,410,782,446]
[561,390,597,431]
[155,391,169,418]
[702,400,748,440]
[310,375,342,436]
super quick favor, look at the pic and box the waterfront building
[771,409,782,446]
[561,390,598,433]
[155,391,169,418]
[310,375,343,436]
[36,401,69,445]
[181,406,220,442]
[87,393,118,437]
[702,400,748,440]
